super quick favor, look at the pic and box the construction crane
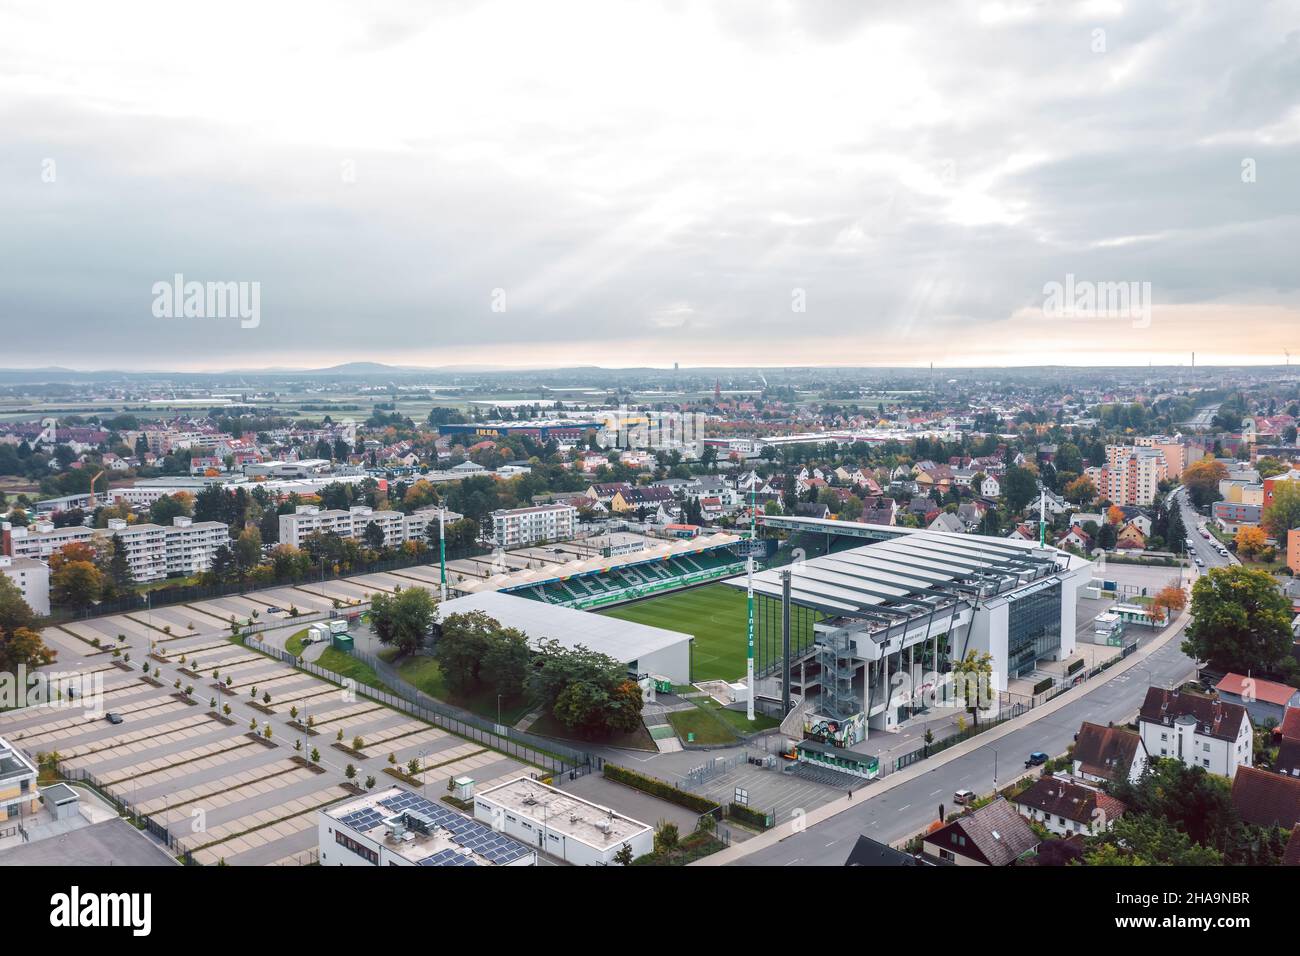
[87,470,105,508]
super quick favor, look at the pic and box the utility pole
[1038,487,1046,547]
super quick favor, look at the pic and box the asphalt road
[738,492,1228,867]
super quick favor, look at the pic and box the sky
[2,0,1299,371]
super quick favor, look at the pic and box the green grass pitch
[598,582,751,682]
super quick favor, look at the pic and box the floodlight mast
[439,506,448,602]
[746,482,756,720]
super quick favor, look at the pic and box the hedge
[1066,658,1085,675]
[603,764,720,814]
[1032,676,1054,695]
[728,802,773,830]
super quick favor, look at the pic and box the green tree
[370,586,437,656]
[1182,565,1293,676]
[1263,480,1300,539]
[51,560,104,611]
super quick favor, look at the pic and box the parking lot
[1,595,537,866]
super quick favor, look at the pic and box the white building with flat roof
[436,589,693,683]
[491,503,577,548]
[318,786,535,867]
[0,555,50,615]
[280,504,462,550]
[474,776,653,865]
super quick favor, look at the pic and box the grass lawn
[312,647,384,692]
[599,583,750,682]
[666,698,780,744]
[394,655,532,725]
[285,628,308,657]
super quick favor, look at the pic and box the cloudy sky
[2,0,1298,370]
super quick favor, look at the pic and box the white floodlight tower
[746,482,756,720]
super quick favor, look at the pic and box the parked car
[105,713,123,725]
[953,788,975,805]
[1024,751,1049,768]
[1195,556,1205,567]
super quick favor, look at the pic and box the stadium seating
[508,547,744,608]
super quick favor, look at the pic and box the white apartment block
[2,516,229,585]
[2,521,95,561]
[0,555,50,615]
[279,505,461,550]
[491,504,577,548]
[163,516,231,576]
[1138,688,1253,779]
[1102,444,1167,507]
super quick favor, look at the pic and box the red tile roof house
[1230,766,1300,830]
[1276,707,1300,778]
[1072,721,1149,785]
[1215,673,1300,728]
[921,798,1040,867]
[1010,774,1127,838]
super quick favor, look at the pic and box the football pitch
[598,582,750,682]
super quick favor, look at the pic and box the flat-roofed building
[491,503,577,548]
[0,555,50,615]
[0,735,39,823]
[474,776,653,865]
[318,787,535,867]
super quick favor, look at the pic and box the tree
[1002,465,1038,513]
[51,560,104,611]
[0,573,37,634]
[480,625,531,698]
[1182,565,1293,676]
[1183,457,1229,509]
[951,650,993,727]
[436,609,496,691]
[370,587,437,656]
[1263,480,1300,540]
[1063,476,1096,505]
[361,520,387,552]
[1148,585,1187,624]
[234,526,263,575]
[1085,814,1222,866]
[614,842,634,866]
[106,534,133,588]
[1234,524,1266,560]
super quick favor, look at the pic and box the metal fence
[60,766,195,865]
[243,636,591,778]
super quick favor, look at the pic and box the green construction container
[331,633,354,652]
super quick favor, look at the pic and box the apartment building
[1102,445,1167,506]
[0,736,39,823]
[1134,436,1189,478]
[1,521,94,561]
[0,555,50,615]
[164,516,231,576]
[490,504,577,548]
[3,516,229,584]
[279,504,461,550]
[1138,687,1253,779]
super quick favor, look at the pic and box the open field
[598,582,749,682]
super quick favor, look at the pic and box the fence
[60,766,195,865]
[892,700,1034,772]
[243,636,591,778]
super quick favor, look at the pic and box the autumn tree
[1182,457,1229,509]
[51,560,104,612]
[1234,525,1266,560]
[1262,480,1300,539]
[1149,585,1188,624]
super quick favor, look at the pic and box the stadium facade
[730,518,1089,747]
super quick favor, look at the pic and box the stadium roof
[436,590,692,663]
[459,531,741,593]
[729,529,1074,620]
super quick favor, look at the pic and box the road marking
[897,804,911,812]
[930,788,942,796]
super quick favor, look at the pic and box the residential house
[1138,687,1253,778]
[1214,673,1300,727]
[1230,766,1300,830]
[921,798,1040,866]
[928,512,965,534]
[860,496,897,527]
[1010,775,1126,837]
[980,475,1001,498]
[1072,722,1148,785]
[1115,522,1146,551]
